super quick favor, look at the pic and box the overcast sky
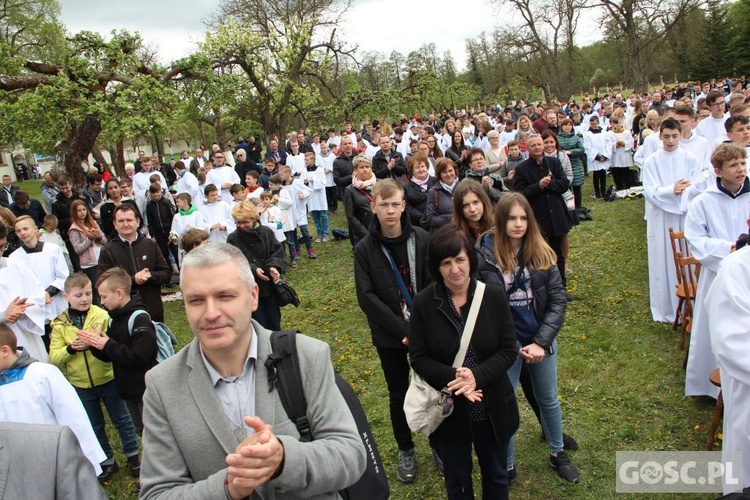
[59,0,599,71]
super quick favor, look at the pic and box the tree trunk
[152,131,165,158]
[196,121,208,150]
[212,107,227,149]
[107,139,126,178]
[58,115,102,187]
[628,36,647,92]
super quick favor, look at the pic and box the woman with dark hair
[425,134,444,159]
[98,179,142,240]
[409,223,518,499]
[451,180,494,241]
[403,154,435,229]
[417,140,437,174]
[445,130,469,177]
[69,200,106,304]
[425,158,458,231]
[476,193,580,484]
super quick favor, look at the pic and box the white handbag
[403,282,486,436]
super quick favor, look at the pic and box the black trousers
[124,397,144,435]
[82,265,100,305]
[326,186,338,212]
[435,419,509,500]
[611,167,630,191]
[546,234,566,288]
[573,185,582,210]
[375,346,414,451]
[592,170,607,198]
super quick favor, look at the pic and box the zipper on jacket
[82,351,96,388]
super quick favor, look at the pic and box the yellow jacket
[49,306,114,389]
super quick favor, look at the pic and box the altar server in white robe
[685,144,750,398]
[8,216,69,328]
[174,160,203,209]
[199,184,235,243]
[695,91,728,145]
[642,118,703,323]
[674,105,712,170]
[0,324,105,475]
[0,227,46,362]
[707,243,750,494]
[205,151,240,203]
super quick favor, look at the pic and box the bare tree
[492,0,588,101]
[594,0,705,91]
[204,0,356,141]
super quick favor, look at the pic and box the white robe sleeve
[685,196,733,273]
[708,250,750,384]
[41,365,107,474]
[643,155,684,215]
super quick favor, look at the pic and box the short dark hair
[204,184,218,196]
[725,114,749,132]
[660,117,682,133]
[175,192,192,204]
[427,224,477,285]
[113,203,139,220]
[86,173,102,185]
[13,190,29,205]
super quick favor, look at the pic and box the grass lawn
[18,179,719,499]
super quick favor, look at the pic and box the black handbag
[274,279,300,307]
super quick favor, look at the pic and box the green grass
[19,179,718,499]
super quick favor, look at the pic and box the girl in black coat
[409,224,518,499]
[475,193,580,484]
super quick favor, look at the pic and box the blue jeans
[310,210,329,238]
[284,230,298,258]
[298,224,313,251]
[435,419,509,500]
[75,380,139,462]
[506,339,562,469]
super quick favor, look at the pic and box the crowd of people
[1,75,750,498]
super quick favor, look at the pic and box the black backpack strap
[264,330,312,442]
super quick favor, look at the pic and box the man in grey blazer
[0,422,107,499]
[140,243,366,500]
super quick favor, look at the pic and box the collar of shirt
[199,326,259,386]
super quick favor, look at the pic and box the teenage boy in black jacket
[144,183,178,270]
[353,179,436,483]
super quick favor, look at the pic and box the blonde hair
[493,193,557,273]
[231,200,259,222]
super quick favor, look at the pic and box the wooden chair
[675,252,701,354]
[668,228,693,331]
[707,369,723,450]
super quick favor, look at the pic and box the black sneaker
[127,455,141,478]
[549,451,579,483]
[98,461,119,484]
[507,466,518,485]
[541,431,579,451]
[397,448,417,483]
[431,447,444,477]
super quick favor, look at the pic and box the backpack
[265,331,390,500]
[127,309,178,363]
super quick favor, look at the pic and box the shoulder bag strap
[381,245,412,310]
[451,281,485,368]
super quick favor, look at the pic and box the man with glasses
[206,151,241,203]
[696,90,728,145]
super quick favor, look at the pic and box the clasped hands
[447,367,483,403]
[225,416,285,499]
[4,296,32,323]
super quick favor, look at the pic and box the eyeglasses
[235,219,256,226]
[712,101,726,107]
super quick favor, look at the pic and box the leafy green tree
[0,5,185,182]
